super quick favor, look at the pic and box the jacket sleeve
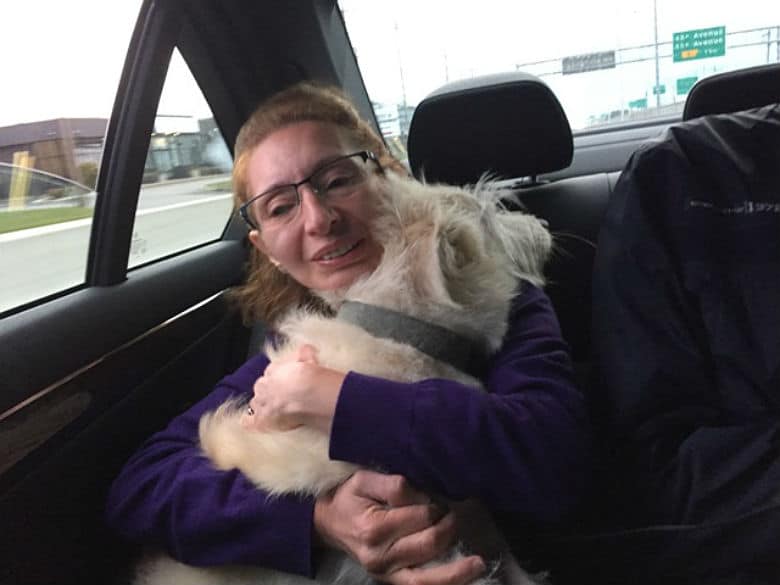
[328,283,590,523]
[591,137,780,568]
[105,354,317,577]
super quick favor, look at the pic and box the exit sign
[676,76,699,94]
[673,26,726,62]
[562,51,616,75]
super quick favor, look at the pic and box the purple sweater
[106,283,589,577]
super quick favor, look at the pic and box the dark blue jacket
[585,103,780,583]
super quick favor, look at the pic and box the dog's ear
[436,219,485,305]
[439,220,481,272]
[488,211,552,286]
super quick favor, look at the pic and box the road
[136,174,232,208]
[1,175,235,313]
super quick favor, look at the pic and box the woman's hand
[314,470,486,585]
[241,344,345,433]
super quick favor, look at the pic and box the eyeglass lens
[249,154,369,228]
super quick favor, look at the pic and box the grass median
[0,207,93,235]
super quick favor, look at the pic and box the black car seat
[683,62,780,121]
[407,72,613,384]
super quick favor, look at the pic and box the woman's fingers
[352,470,435,507]
[314,471,487,583]
[351,504,449,572]
[371,510,460,575]
[379,554,487,585]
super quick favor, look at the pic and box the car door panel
[1,290,249,585]
[0,2,411,584]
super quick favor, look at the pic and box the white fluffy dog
[135,172,552,585]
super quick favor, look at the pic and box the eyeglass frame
[238,150,382,231]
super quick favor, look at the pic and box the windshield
[339,0,777,142]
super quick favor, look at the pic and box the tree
[78,162,98,189]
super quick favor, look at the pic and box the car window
[0,0,142,314]
[128,48,234,269]
[339,0,777,147]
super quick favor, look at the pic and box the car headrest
[683,63,780,121]
[407,72,573,185]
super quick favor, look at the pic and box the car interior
[406,71,613,385]
[1,1,778,584]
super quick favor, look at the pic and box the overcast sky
[0,1,145,127]
[1,1,777,129]
[341,0,779,127]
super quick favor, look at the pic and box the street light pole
[653,0,661,108]
[394,21,408,107]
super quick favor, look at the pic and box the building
[373,102,401,138]
[397,104,415,138]
[0,115,227,189]
[372,101,415,140]
[0,118,107,186]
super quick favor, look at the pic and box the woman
[106,82,590,585]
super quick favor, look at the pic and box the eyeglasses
[239,151,381,231]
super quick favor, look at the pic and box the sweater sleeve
[328,283,590,523]
[105,353,316,577]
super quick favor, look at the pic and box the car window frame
[0,0,247,415]
[0,0,412,422]
[86,0,181,286]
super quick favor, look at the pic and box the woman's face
[246,121,384,292]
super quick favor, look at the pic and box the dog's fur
[135,172,552,585]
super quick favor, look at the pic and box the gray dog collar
[336,301,489,379]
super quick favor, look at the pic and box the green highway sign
[676,76,698,94]
[673,26,725,62]
[653,84,666,95]
[629,98,648,109]
[562,50,616,75]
